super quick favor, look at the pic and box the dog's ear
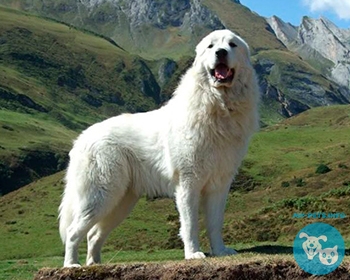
[299,232,309,239]
[193,36,210,68]
[318,235,327,242]
[234,35,252,66]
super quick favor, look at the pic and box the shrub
[338,163,348,169]
[281,197,316,211]
[281,181,290,188]
[291,177,306,187]
[315,164,331,174]
[296,178,306,187]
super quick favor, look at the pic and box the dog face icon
[319,246,338,266]
[299,232,327,260]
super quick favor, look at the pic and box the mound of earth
[35,257,350,280]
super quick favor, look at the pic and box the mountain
[1,0,277,59]
[267,15,350,89]
[1,0,349,122]
[0,1,350,193]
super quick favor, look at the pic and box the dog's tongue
[215,64,231,80]
[308,248,315,255]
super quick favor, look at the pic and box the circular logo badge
[293,222,345,275]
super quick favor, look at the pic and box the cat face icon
[299,232,327,260]
[319,246,339,266]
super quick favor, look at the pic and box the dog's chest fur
[164,86,256,192]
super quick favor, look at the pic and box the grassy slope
[0,6,161,193]
[0,105,349,272]
[202,0,285,53]
[0,110,76,157]
[0,109,78,193]
[0,6,158,124]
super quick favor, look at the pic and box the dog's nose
[216,49,228,59]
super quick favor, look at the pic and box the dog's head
[194,29,251,88]
[299,232,327,260]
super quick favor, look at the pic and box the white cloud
[303,0,350,20]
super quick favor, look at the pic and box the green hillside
[0,110,77,194]
[1,105,349,266]
[0,6,159,122]
[201,0,284,53]
[0,6,160,193]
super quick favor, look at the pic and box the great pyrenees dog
[59,29,259,267]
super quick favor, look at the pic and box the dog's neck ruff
[169,65,258,127]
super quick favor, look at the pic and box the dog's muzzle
[210,49,235,84]
[210,64,235,83]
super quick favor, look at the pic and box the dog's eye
[229,42,237,48]
[208,44,214,49]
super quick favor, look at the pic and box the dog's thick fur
[59,29,260,267]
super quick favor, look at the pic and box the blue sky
[240,0,350,29]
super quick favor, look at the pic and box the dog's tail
[58,186,74,245]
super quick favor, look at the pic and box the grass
[0,105,349,279]
[202,0,285,54]
[0,110,76,154]
[245,105,350,183]
[0,110,77,193]
[0,5,159,128]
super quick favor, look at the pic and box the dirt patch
[34,258,350,280]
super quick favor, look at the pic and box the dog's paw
[64,263,82,268]
[185,251,206,259]
[212,247,238,257]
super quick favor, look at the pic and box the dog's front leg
[175,183,206,259]
[203,186,237,256]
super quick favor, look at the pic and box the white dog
[59,29,260,267]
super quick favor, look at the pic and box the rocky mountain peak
[298,16,349,62]
[268,15,350,88]
[266,16,297,46]
[78,0,224,31]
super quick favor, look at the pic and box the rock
[267,15,350,88]
[266,16,297,47]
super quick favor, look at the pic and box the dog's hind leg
[63,186,126,267]
[64,209,100,267]
[86,188,139,265]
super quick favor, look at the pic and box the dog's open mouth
[308,247,316,256]
[210,63,235,83]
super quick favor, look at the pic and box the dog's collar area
[210,64,235,84]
